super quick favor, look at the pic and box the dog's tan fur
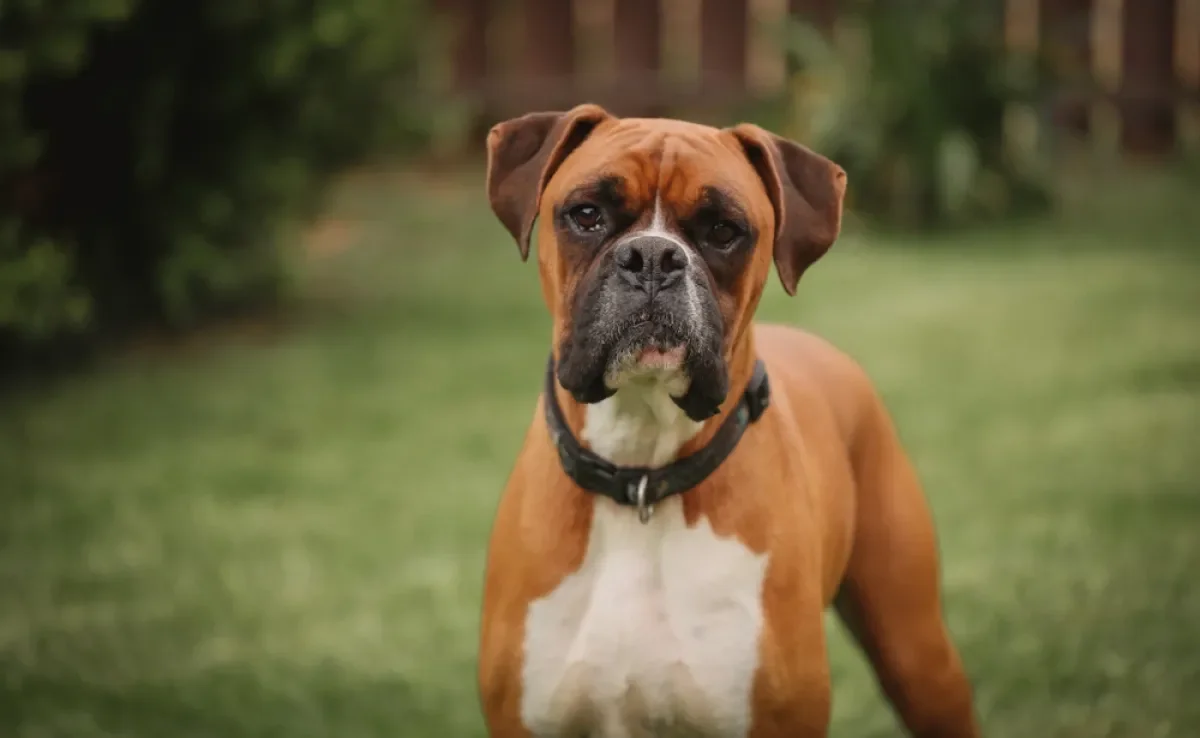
[477,105,980,738]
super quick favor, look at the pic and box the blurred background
[1,0,1198,736]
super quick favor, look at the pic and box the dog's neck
[581,376,704,467]
[551,334,757,470]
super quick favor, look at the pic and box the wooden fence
[431,0,1200,156]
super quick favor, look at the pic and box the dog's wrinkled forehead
[541,118,775,235]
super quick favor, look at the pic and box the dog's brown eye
[707,221,740,249]
[568,204,604,233]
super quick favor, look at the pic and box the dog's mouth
[602,320,690,388]
[557,277,729,421]
[636,345,687,371]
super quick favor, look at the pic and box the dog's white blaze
[520,375,769,738]
[645,195,692,259]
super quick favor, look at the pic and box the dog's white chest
[520,498,769,738]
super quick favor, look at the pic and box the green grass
[2,167,1199,737]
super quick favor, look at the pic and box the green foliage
[781,0,1052,229]
[0,227,91,339]
[0,0,426,359]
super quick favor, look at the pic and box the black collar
[543,356,771,523]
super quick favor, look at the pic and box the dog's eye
[567,204,605,233]
[706,221,741,249]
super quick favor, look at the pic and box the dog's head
[486,105,846,421]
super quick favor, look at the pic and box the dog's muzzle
[556,230,729,421]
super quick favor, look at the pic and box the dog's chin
[603,341,691,395]
[558,323,730,422]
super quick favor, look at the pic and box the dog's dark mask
[554,229,730,421]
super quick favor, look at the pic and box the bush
[781,0,1052,230]
[0,0,426,364]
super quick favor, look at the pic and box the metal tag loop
[635,476,654,524]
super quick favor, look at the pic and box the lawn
[1,166,1198,738]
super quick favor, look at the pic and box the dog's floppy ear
[486,104,612,260]
[728,124,847,295]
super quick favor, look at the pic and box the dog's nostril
[660,246,685,275]
[617,245,644,274]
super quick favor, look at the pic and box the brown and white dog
[477,104,981,738]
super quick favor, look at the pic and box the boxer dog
[477,104,980,738]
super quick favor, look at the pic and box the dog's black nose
[615,236,686,293]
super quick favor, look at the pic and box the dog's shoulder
[755,322,874,391]
[754,322,886,443]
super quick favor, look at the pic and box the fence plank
[1178,0,1200,152]
[615,0,662,79]
[788,0,837,32]
[522,0,575,82]
[1005,0,1042,162]
[701,0,750,92]
[1120,0,1178,154]
[447,0,490,94]
[1090,0,1124,155]
[1042,0,1092,136]
[615,0,663,113]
